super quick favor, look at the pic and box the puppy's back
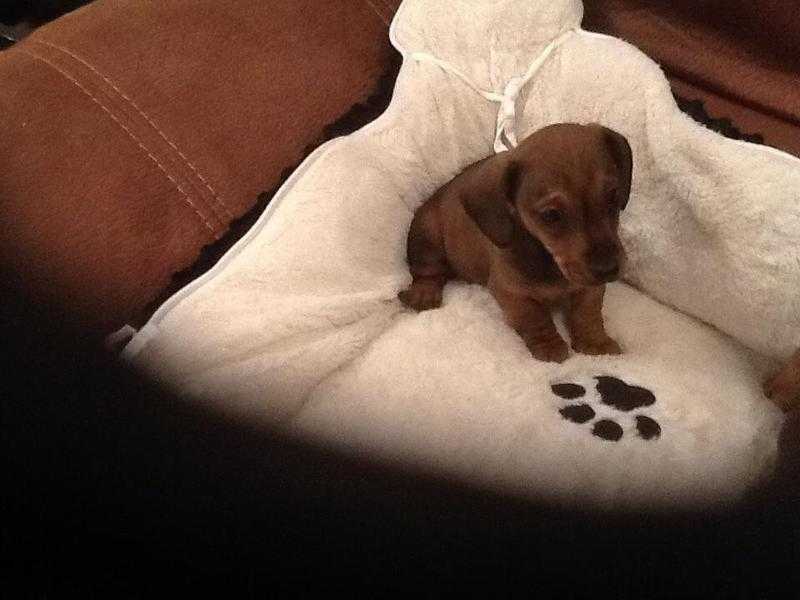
[437,159,496,285]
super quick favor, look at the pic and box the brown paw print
[552,376,661,442]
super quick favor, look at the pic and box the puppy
[764,349,800,410]
[398,123,632,363]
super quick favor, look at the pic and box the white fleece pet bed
[123,0,800,511]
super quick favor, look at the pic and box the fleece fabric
[124,0,799,510]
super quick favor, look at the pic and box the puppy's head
[462,123,632,286]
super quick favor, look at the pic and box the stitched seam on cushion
[19,47,217,234]
[361,0,390,25]
[33,38,234,223]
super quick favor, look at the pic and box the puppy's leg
[398,200,450,311]
[764,348,800,410]
[566,286,622,356]
[491,284,569,363]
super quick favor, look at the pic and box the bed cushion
[124,0,798,510]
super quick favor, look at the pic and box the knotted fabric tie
[410,28,576,153]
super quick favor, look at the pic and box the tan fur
[764,349,800,411]
[399,123,632,363]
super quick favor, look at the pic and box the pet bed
[122,0,799,510]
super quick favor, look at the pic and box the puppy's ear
[602,127,633,210]
[460,156,522,248]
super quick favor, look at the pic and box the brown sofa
[3,1,798,593]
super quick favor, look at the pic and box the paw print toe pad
[551,383,586,399]
[592,419,624,441]
[635,415,661,440]
[559,403,595,424]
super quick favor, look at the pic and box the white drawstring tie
[410,28,576,153]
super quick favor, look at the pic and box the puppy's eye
[540,209,564,225]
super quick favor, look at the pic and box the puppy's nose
[589,255,620,281]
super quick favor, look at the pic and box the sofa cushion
[0,0,400,337]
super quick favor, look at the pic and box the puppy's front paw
[572,335,622,357]
[528,337,570,363]
[398,281,443,312]
[763,367,800,411]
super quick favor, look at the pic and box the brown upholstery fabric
[583,0,800,157]
[0,0,401,337]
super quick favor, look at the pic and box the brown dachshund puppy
[398,123,632,363]
[764,349,800,410]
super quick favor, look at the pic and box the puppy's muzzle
[588,248,622,283]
